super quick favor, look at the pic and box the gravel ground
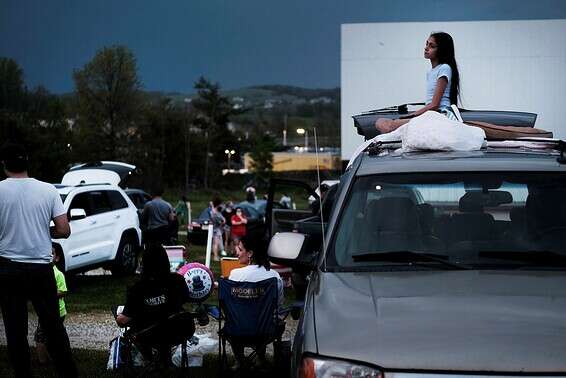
[0,312,298,352]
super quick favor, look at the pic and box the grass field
[66,242,223,313]
[0,346,229,377]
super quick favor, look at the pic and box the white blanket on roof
[347,111,486,168]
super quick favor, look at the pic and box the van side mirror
[69,208,87,221]
[268,232,316,269]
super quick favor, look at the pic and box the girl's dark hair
[240,235,270,270]
[430,32,460,106]
[141,244,171,279]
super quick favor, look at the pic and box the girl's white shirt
[426,63,452,110]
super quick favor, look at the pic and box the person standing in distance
[141,186,176,246]
[0,143,77,377]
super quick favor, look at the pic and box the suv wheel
[111,235,138,276]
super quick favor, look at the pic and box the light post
[224,149,235,170]
[184,98,192,194]
[296,128,308,150]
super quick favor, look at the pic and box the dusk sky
[2,0,566,93]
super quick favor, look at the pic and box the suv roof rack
[363,138,566,161]
[366,140,402,156]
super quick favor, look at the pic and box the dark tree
[0,57,25,112]
[191,77,235,189]
[248,134,275,185]
[73,46,142,160]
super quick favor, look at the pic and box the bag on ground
[171,333,219,367]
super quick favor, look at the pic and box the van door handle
[115,215,120,219]
[89,220,97,225]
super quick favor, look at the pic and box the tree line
[0,46,275,191]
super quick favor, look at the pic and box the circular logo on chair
[178,263,214,301]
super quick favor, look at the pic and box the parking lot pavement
[0,312,298,352]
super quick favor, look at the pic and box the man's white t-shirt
[229,264,284,308]
[425,63,452,110]
[0,178,65,263]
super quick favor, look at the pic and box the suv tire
[111,235,138,276]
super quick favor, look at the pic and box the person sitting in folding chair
[116,244,191,365]
[220,235,285,371]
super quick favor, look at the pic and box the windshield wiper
[478,250,566,266]
[351,251,471,270]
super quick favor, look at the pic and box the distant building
[309,97,333,104]
[244,151,341,172]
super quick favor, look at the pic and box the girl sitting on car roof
[375,31,461,133]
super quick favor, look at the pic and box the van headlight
[300,355,383,378]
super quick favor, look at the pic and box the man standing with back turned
[0,143,77,377]
[141,186,176,246]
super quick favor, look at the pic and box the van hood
[313,270,566,372]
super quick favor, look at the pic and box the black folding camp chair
[123,311,196,373]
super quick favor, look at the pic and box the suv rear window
[328,172,566,271]
[107,190,128,210]
[90,191,113,215]
[69,192,93,216]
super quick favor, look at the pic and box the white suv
[52,166,142,275]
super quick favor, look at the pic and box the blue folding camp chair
[218,277,285,373]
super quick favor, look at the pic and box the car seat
[448,194,495,247]
[364,197,422,251]
[526,189,566,252]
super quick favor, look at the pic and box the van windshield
[327,172,566,271]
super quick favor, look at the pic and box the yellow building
[245,151,340,172]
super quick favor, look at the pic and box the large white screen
[341,19,566,160]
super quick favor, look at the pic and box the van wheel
[111,235,138,276]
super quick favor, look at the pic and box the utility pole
[184,98,191,194]
[283,113,288,146]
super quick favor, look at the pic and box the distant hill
[148,85,340,108]
[60,85,340,109]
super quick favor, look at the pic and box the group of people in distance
[209,188,255,261]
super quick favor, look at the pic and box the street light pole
[296,128,308,150]
[224,149,235,170]
[184,98,192,194]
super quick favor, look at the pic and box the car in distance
[188,199,270,245]
[188,207,213,245]
[124,188,152,215]
[268,129,566,376]
[52,168,142,275]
